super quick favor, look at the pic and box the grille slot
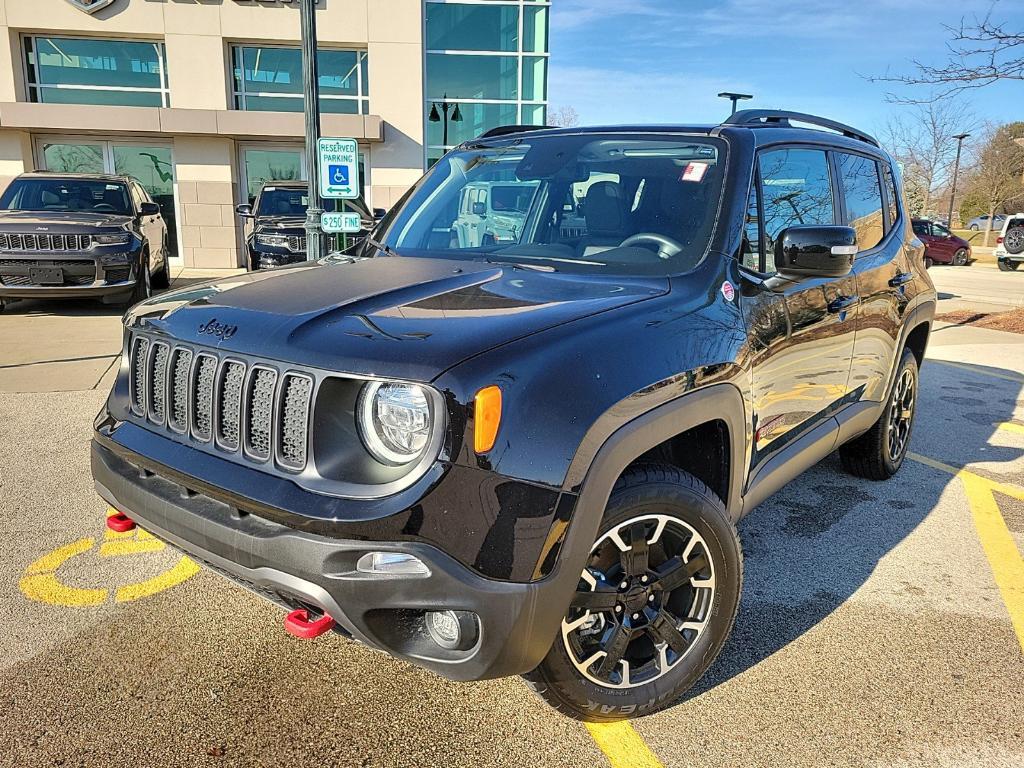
[127,334,315,473]
[279,374,313,470]
[130,337,150,415]
[245,367,278,460]
[168,348,193,433]
[217,361,246,451]
[148,343,170,424]
[287,235,307,253]
[191,353,217,441]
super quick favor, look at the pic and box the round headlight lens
[357,381,432,465]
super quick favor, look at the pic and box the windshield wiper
[363,235,396,257]
[482,259,557,272]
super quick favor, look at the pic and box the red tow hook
[106,511,136,533]
[284,609,336,639]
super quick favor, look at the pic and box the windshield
[374,133,726,275]
[256,187,360,217]
[0,178,132,216]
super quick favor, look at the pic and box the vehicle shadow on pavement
[685,359,1023,699]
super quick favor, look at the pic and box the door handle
[827,295,859,314]
[889,272,913,287]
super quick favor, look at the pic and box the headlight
[93,233,132,246]
[357,381,432,465]
[255,234,291,248]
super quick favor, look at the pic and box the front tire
[524,464,742,721]
[124,257,153,307]
[840,348,919,480]
[953,248,968,266]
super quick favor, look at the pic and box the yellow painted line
[19,537,108,607]
[116,556,200,603]
[930,359,1024,384]
[995,421,1024,436]
[585,722,665,768]
[907,452,1024,652]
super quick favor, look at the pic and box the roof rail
[722,109,879,147]
[477,124,552,139]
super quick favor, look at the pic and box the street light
[429,94,464,147]
[718,91,753,116]
[946,132,970,230]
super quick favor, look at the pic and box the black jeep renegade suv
[92,111,936,721]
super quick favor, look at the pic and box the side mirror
[776,225,856,278]
[372,207,387,220]
[472,201,487,216]
[235,203,254,218]
[139,201,161,216]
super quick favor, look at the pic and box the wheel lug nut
[632,613,639,620]
[615,605,622,613]
[648,594,654,602]
[641,575,648,584]
[619,581,628,590]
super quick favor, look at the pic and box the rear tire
[840,348,919,480]
[998,260,1020,272]
[523,464,742,722]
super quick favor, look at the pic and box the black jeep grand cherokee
[92,111,936,721]
[0,172,169,308]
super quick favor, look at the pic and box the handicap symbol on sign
[329,164,349,186]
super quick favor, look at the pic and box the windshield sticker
[681,162,708,182]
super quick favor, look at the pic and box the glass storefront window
[425,102,519,147]
[426,53,519,100]
[41,143,104,175]
[521,104,547,126]
[425,4,520,52]
[523,6,548,52]
[232,46,369,114]
[522,56,548,101]
[25,36,169,107]
[243,149,304,204]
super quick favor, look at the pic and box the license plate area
[29,267,63,285]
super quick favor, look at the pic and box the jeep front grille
[287,235,306,253]
[0,233,93,251]
[128,334,314,472]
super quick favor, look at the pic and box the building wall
[0,0,425,268]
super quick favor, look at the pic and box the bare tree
[879,101,975,218]
[870,10,1022,100]
[961,122,1024,246]
[548,105,581,128]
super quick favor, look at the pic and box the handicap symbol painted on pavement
[19,508,199,607]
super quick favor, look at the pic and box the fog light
[425,610,479,651]
[356,551,430,577]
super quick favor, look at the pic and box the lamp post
[946,132,970,230]
[429,94,463,148]
[299,0,325,262]
[718,91,753,116]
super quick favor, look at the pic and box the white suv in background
[995,213,1024,272]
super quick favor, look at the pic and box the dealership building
[0,0,550,269]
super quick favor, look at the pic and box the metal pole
[947,133,969,230]
[300,0,324,261]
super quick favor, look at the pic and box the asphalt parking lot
[1,268,1022,768]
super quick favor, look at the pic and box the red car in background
[912,219,972,266]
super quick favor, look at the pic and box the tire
[523,464,742,722]
[150,241,170,289]
[953,248,968,266]
[840,348,919,480]
[924,256,934,270]
[124,257,153,306]
[998,259,1020,272]
[1005,226,1024,255]
[969,224,979,231]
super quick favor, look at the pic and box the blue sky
[548,0,1023,135]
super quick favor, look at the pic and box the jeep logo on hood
[198,319,238,340]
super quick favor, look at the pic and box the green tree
[961,122,1024,246]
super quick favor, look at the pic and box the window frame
[23,34,170,108]
[230,44,369,115]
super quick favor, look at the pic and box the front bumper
[91,435,586,681]
[0,250,139,300]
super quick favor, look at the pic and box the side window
[129,182,145,211]
[742,177,762,272]
[837,153,884,252]
[911,220,930,238]
[882,164,900,230]
[758,148,834,272]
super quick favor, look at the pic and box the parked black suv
[236,180,378,270]
[0,172,169,309]
[92,111,935,721]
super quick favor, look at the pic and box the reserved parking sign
[318,138,359,199]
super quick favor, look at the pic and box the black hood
[0,210,132,233]
[254,214,306,232]
[128,256,667,381]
